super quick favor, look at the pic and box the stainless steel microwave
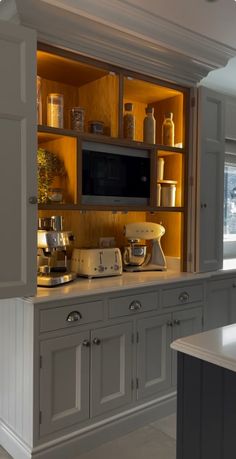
[81,141,150,205]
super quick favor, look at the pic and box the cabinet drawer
[108,291,158,318]
[39,300,104,333]
[162,284,203,308]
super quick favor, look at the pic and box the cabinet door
[136,314,172,400]
[91,323,133,417]
[225,98,236,140]
[40,331,90,436]
[205,277,236,331]
[172,307,202,385]
[196,87,225,272]
[0,20,37,299]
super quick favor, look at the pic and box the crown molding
[15,0,236,86]
[0,0,19,23]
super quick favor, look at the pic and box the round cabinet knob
[66,311,82,322]
[28,196,38,205]
[166,320,173,327]
[232,283,236,288]
[82,339,90,347]
[173,319,180,325]
[93,337,101,345]
[178,292,189,303]
[129,300,142,311]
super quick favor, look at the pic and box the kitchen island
[171,324,236,459]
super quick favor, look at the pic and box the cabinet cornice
[15,0,235,86]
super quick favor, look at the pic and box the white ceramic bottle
[143,106,156,144]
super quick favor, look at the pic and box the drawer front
[108,291,158,318]
[162,284,204,308]
[40,300,104,333]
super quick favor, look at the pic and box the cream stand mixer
[123,222,167,271]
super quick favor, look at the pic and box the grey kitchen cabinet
[39,321,133,436]
[225,97,236,140]
[171,307,203,385]
[204,276,236,331]
[136,314,172,400]
[0,20,37,299]
[90,322,133,417]
[196,87,225,272]
[39,330,90,436]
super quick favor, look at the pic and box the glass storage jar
[47,93,64,128]
[71,107,85,132]
[37,76,42,125]
[123,103,135,140]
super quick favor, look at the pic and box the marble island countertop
[31,270,210,303]
[171,323,236,372]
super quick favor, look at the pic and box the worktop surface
[31,270,210,303]
[171,323,236,372]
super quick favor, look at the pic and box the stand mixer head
[123,222,167,271]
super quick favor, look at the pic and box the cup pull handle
[66,311,82,322]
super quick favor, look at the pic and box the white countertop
[171,323,236,372]
[30,270,209,303]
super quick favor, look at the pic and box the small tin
[89,120,104,135]
[71,107,85,132]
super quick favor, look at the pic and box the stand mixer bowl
[123,244,147,266]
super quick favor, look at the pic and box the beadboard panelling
[0,299,34,447]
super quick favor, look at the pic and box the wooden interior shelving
[37,44,189,270]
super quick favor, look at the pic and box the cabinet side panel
[0,298,34,447]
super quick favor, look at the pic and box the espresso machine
[123,222,167,271]
[37,216,76,287]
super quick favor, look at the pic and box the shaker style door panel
[136,314,172,400]
[196,87,225,272]
[39,331,90,436]
[205,277,236,331]
[171,307,202,386]
[91,323,133,417]
[225,98,236,140]
[0,20,37,298]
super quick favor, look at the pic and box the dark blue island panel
[177,352,236,459]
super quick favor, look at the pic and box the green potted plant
[37,148,66,203]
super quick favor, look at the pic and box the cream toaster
[71,248,123,278]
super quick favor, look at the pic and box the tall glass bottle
[123,103,135,140]
[143,106,156,144]
[162,112,175,146]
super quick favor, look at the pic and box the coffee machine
[37,216,76,287]
[123,222,167,271]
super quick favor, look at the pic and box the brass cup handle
[129,300,142,311]
[66,311,82,322]
[93,337,101,345]
[178,292,189,303]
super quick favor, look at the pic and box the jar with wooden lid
[123,103,135,140]
[143,106,156,144]
[162,112,175,146]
